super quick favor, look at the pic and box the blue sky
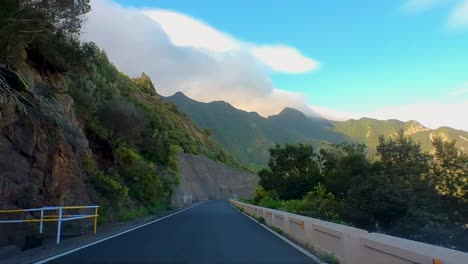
[85,0,468,130]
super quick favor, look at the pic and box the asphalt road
[45,200,317,264]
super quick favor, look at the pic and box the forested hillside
[166,92,468,169]
[0,0,236,223]
[165,92,349,171]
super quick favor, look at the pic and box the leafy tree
[259,144,321,200]
[376,130,431,179]
[320,143,369,198]
[0,0,90,66]
[19,0,91,35]
[428,137,468,199]
[98,97,149,146]
[344,174,410,230]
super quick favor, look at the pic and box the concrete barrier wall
[230,200,468,264]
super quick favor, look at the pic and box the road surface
[45,200,316,263]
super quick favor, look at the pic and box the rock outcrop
[171,153,259,208]
[0,67,94,247]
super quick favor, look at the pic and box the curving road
[44,200,316,263]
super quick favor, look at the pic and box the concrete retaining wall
[230,200,468,264]
[170,153,259,208]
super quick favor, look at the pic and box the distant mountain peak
[276,107,307,118]
[172,91,188,98]
[404,121,430,136]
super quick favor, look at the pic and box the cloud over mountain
[82,0,320,117]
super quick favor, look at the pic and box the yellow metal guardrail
[0,205,99,243]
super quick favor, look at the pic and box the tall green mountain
[165,92,350,170]
[165,92,468,169]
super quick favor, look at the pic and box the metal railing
[0,205,99,243]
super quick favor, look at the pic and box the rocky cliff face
[0,71,95,247]
[0,76,93,210]
[171,153,259,208]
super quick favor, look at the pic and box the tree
[98,97,149,146]
[428,137,468,199]
[259,144,321,200]
[376,131,431,180]
[344,173,410,230]
[19,0,91,35]
[320,143,369,198]
[344,133,435,232]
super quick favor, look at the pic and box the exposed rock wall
[0,77,93,247]
[171,153,259,208]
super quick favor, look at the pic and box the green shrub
[259,197,283,209]
[297,184,342,222]
[319,253,340,264]
[146,201,169,214]
[117,201,168,221]
[84,156,128,206]
[258,217,266,224]
[117,206,148,221]
[89,172,129,207]
[253,186,278,204]
[282,199,305,214]
[116,146,166,206]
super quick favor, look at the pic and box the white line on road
[34,202,207,264]
[228,202,326,264]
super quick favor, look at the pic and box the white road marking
[228,202,326,264]
[34,202,207,264]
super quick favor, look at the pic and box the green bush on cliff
[116,146,166,206]
[83,157,128,207]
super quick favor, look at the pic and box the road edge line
[228,202,326,264]
[34,202,208,264]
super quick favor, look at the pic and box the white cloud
[231,88,319,117]
[82,0,317,117]
[402,0,442,12]
[142,9,318,74]
[251,46,319,74]
[448,0,468,29]
[308,105,358,121]
[143,10,239,53]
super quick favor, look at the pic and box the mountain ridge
[165,92,468,169]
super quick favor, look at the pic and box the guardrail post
[56,207,63,244]
[39,209,44,234]
[94,207,98,234]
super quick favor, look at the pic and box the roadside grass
[117,202,169,221]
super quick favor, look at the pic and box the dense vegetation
[166,93,468,170]
[0,0,237,220]
[252,132,467,250]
